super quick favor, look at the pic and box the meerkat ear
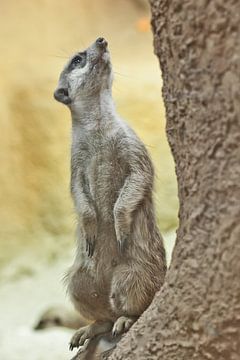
[54,87,71,105]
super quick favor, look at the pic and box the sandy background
[0,0,178,359]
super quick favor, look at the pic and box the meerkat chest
[91,139,128,190]
[73,133,129,213]
[74,133,128,174]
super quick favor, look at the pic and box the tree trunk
[108,0,240,359]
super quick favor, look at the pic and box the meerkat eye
[70,52,87,69]
[72,56,82,65]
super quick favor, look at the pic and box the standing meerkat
[54,37,166,357]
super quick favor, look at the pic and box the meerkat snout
[96,37,108,48]
[54,87,70,104]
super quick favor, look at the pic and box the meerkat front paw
[84,231,96,258]
[113,209,131,253]
[82,215,98,257]
[114,222,130,253]
[116,231,129,253]
[85,235,96,257]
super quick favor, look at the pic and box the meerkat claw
[86,237,95,257]
[117,236,128,253]
[69,342,74,351]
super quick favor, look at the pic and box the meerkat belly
[68,263,115,321]
[87,150,128,221]
[68,145,127,322]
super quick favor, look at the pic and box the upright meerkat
[54,37,166,356]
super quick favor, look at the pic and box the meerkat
[34,305,87,330]
[54,37,166,358]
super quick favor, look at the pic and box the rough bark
[108,0,240,359]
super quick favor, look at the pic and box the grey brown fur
[54,38,166,357]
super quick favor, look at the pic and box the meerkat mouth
[90,51,111,73]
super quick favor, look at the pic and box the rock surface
[108,0,240,359]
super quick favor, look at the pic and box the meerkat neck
[70,89,117,129]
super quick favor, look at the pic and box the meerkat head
[54,37,112,106]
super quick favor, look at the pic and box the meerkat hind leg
[112,316,137,337]
[70,336,99,360]
[70,333,118,360]
[69,321,113,351]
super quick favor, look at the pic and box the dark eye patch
[69,52,87,70]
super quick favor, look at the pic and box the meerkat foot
[112,316,136,337]
[70,339,92,359]
[69,325,89,351]
[69,321,113,351]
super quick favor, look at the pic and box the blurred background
[0,0,178,359]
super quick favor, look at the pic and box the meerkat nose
[54,88,71,105]
[96,37,104,43]
[96,37,108,48]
